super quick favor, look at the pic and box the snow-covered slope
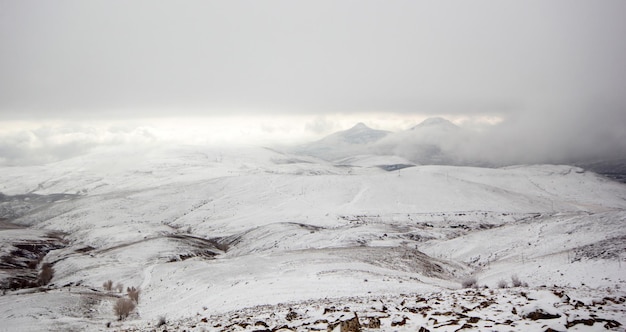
[374,117,468,165]
[292,123,390,161]
[0,145,625,331]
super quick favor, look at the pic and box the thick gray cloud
[1,0,625,119]
[0,1,625,166]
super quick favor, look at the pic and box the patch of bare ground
[573,235,626,261]
[0,231,67,290]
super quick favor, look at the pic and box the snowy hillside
[292,123,390,161]
[0,144,625,331]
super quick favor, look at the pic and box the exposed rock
[455,323,474,331]
[391,315,409,326]
[601,319,621,329]
[364,316,380,328]
[524,309,561,320]
[327,313,360,332]
[285,310,298,321]
[255,320,269,327]
[340,313,361,332]
[565,318,595,328]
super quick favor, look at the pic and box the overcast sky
[1,1,625,165]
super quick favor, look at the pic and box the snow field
[0,145,624,331]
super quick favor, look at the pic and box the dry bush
[127,286,140,303]
[511,274,522,287]
[38,263,54,286]
[157,315,167,327]
[113,298,135,320]
[461,277,478,289]
[115,282,124,293]
[497,279,508,288]
[103,280,113,291]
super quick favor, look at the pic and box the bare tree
[461,277,478,289]
[113,298,135,320]
[127,286,140,303]
[38,263,54,286]
[511,274,522,287]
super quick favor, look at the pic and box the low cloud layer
[471,107,626,165]
[0,124,159,166]
[1,2,624,167]
[0,108,624,167]
[298,108,626,167]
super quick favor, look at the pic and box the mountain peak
[339,122,388,144]
[419,117,454,126]
[350,122,370,130]
[411,117,458,130]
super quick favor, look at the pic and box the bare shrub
[461,277,478,289]
[156,315,167,327]
[127,286,140,303]
[497,279,508,289]
[103,280,113,291]
[511,275,523,287]
[115,282,124,293]
[113,298,135,320]
[38,263,54,286]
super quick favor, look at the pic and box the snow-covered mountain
[294,118,626,179]
[292,123,390,161]
[326,122,390,145]
[1,145,625,331]
[408,116,460,131]
[293,118,469,165]
[375,117,466,165]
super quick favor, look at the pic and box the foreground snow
[124,286,625,332]
[0,145,625,331]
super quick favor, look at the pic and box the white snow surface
[0,144,625,331]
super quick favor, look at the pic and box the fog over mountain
[293,112,626,168]
[2,107,625,168]
[2,3,626,330]
[1,0,625,168]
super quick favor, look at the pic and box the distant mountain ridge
[292,122,390,160]
[292,117,465,165]
[320,122,390,145]
[292,118,626,182]
[409,116,459,131]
